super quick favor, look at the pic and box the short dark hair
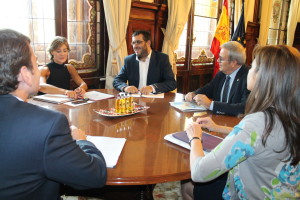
[132,30,151,42]
[0,29,32,94]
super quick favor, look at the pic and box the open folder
[164,131,223,152]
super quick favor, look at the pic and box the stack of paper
[33,94,72,104]
[119,92,164,98]
[86,136,126,168]
[84,91,114,101]
[131,93,164,98]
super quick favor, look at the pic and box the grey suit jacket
[0,94,107,200]
[113,50,177,93]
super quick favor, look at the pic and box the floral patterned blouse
[191,112,300,199]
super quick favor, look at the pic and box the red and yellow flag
[210,0,230,77]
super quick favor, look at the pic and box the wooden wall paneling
[54,0,67,37]
[154,4,167,51]
[253,0,261,23]
[127,2,167,54]
[245,22,260,66]
[190,64,214,92]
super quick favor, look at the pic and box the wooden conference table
[30,89,241,186]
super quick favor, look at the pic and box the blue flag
[231,3,246,47]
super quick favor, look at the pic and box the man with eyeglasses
[113,30,176,94]
[185,41,250,116]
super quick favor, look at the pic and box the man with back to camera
[113,30,177,94]
[0,29,107,200]
[185,41,250,116]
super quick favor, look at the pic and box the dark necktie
[222,76,230,103]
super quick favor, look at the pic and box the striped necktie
[222,75,230,103]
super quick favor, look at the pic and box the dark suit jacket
[0,94,107,200]
[113,50,177,93]
[194,65,250,116]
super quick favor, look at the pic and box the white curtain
[234,0,254,31]
[103,0,131,89]
[234,0,242,29]
[258,0,273,45]
[161,0,192,75]
[244,0,255,26]
[287,0,300,46]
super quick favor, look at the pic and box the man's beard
[136,47,148,60]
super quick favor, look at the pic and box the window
[175,0,234,60]
[174,0,234,93]
[0,0,97,70]
[67,0,95,69]
[192,0,219,58]
[268,0,290,45]
[0,0,55,65]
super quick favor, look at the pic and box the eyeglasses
[218,56,230,63]
[131,40,145,45]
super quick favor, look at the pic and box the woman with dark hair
[187,45,300,199]
[39,36,87,99]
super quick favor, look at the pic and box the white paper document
[127,92,164,98]
[86,136,126,168]
[169,102,206,112]
[84,91,114,101]
[33,94,72,104]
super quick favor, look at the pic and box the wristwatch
[189,137,202,145]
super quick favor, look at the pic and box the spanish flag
[210,0,230,77]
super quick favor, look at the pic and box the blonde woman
[39,36,87,99]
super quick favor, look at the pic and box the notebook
[164,131,223,152]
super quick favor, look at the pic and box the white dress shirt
[209,66,242,110]
[136,50,152,90]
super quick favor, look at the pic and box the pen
[71,98,89,104]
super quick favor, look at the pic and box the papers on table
[120,92,164,98]
[164,131,223,152]
[64,100,94,107]
[86,136,126,168]
[33,94,72,104]
[33,91,114,105]
[169,102,206,112]
[84,91,114,101]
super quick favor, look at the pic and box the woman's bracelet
[189,137,202,145]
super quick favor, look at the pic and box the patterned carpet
[153,181,182,200]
